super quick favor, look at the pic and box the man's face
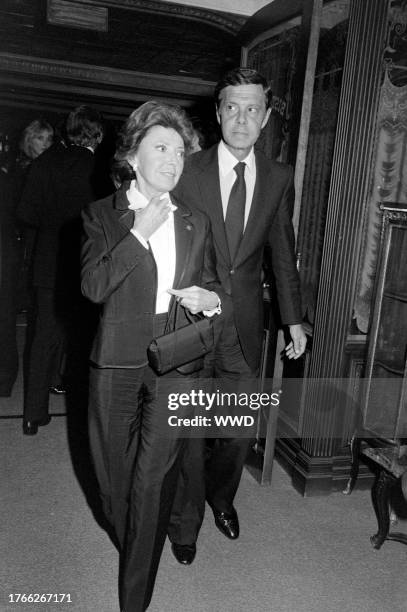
[216,84,271,160]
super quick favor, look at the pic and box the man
[18,106,108,435]
[169,67,307,564]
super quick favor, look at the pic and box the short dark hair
[113,101,195,186]
[214,67,272,110]
[65,105,104,148]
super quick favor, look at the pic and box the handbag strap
[164,295,178,334]
[165,296,212,351]
[184,309,212,351]
[181,306,212,351]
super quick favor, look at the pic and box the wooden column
[279,0,390,495]
[310,0,389,378]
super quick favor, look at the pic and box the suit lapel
[172,200,193,288]
[118,208,135,232]
[113,184,136,234]
[195,147,272,267]
[195,147,230,266]
[234,151,270,266]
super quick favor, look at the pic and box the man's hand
[285,323,307,360]
[168,287,219,315]
[132,195,171,241]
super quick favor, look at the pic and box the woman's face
[132,125,185,198]
[30,130,53,158]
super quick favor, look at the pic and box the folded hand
[168,287,219,314]
[132,195,171,241]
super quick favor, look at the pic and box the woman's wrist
[203,292,221,317]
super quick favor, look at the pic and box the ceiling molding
[74,0,246,34]
[239,0,349,44]
[0,52,215,104]
[159,0,270,18]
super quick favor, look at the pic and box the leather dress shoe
[23,415,51,436]
[213,507,240,539]
[171,543,196,565]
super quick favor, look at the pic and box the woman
[14,119,55,211]
[0,162,19,396]
[18,118,54,167]
[15,119,54,360]
[19,107,106,434]
[14,120,54,271]
[0,119,54,396]
[81,101,223,612]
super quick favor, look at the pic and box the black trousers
[24,287,65,421]
[88,316,197,612]
[169,316,257,546]
[0,229,19,396]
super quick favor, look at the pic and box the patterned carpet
[1,323,407,612]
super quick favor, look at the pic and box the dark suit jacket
[81,185,224,368]
[17,143,105,290]
[172,144,302,371]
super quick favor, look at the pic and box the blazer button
[229,269,234,275]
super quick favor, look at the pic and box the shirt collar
[218,140,255,177]
[126,179,176,211]
[71,144,94,154]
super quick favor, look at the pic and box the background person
[0,158,20,396]
[18,106,105,435]
[15,118,54,178]
[14,119,55,285]
[0,119,54,397]
[81,101,224,612]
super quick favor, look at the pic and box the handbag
[147,298,214,375]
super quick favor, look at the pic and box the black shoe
[213,507,240,540]
[49,385,66,395]
[171,543,196,565]
[23,415,51,436]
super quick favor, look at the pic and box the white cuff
[203,293,222,317]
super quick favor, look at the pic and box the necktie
[225,162,246,262]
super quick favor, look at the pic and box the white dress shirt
[217,140,256,229]
[127,182,176,314]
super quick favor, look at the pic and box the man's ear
[261,107,271,130]
[215,103,221,125]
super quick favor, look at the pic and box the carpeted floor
[1,325,407,612]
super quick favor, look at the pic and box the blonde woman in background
[0,119,54,397]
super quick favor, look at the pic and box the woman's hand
[168,287,219,315]
[132,195,171,241]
